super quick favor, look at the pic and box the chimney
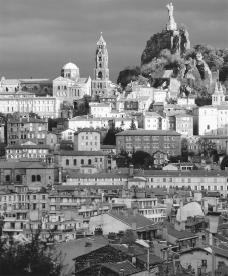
[58,167,63,184]
[129,164,134,177]
[131,222,137,231]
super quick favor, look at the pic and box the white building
[112,197,166,223]
[0,91,58,118]
[68,115,138,131]
[198,82,228,135]
[53,62,91,107]
[143,112,167,130]
[89,102,112,117]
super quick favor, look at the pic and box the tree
[121,229,137,245]
[221,155,228,170]
[129,119,136,130]
[0,223,62,276]
[132,151,154,169]
[103,125,123,145]
[117,66,141,89]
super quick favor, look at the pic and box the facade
[152,150,168,167]
[74,129,101,151]
[179,247,228,275]
[0,120,5,143]
[116,130,181,156]
[53,62,91,107]
[58,150,110,171]
[199,82,228,135]
[59,128,75,142]
[175,114,193,137]
[89,102,112,117]
[143,112,167,130]
[0,160,55,188]
[7,117,48,145]
[91,34,115,98]
[0,91,57,118]
[68,115,138,131]
[6,142,50,160]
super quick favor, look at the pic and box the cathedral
[91,33,116,99]
[52,62,91,107]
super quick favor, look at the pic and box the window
[66,159,69,166]
[32,175,36,182]
[16,175,21,182]
[74,159,77,166]
[88,159,92,165]
[81,159,84,165]
[5,175,10,182]
[42,203,46,209]
[37,175,41,182]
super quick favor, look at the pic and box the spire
[214,82,219,94]
[97,32,106,46]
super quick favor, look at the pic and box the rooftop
[101,261,142,275]
[167,224,198,240]
[60,150,106,156]
[116,130,181,136]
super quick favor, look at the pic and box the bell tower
[92,33,111,98]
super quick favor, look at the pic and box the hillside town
[0,2,228,276]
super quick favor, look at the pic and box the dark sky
[0,0,227,82]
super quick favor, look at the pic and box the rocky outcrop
[141,27,190,66]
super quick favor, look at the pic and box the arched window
[32,175,36,182]
[5,175,10,182]
[81,159,84,165]
[88,159,92,165]
[66,159,69,166]
[16,175,21,182]
[98,71,102,79]
[37,175,41,182]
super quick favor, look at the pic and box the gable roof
[109,212,154,230]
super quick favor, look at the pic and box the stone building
[91,34,116,98]
[52,62,91,107]
[0,90,57,118]
[7,116,48,145]
[116,129,181,156]
[6,142,50,161]
[74,129,101,151]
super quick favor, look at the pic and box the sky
[0,0,227,82]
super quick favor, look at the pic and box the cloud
[0,0,227,81]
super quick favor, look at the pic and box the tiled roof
[6,144,49,149]
[60,150,106,156]
[0,160,49,169]
[7,118,47,124]
[116,130,181,136]
[109,212,154,229]
[101,261,142,275]
[137,253,163,265]
[167,224,198,240]
[100,144,116,149]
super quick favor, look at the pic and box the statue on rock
[166,2,177,31]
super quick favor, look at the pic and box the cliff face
[141,27,190,65]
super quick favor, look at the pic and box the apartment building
[116,130,181,156]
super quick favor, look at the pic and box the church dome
[62,62,78,70]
